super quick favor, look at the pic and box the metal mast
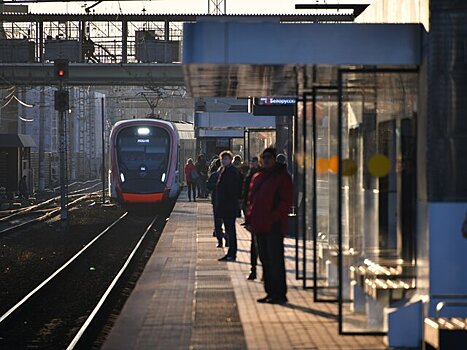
[208,0,226,15]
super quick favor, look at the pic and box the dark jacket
[246,163,293,235]
[195,160,208,179]
[242,167,259,209]
[215,165,242,218]
[18,177,28,196]
[207,169,220,206]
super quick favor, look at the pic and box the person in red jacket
[184,158,197,202]
[246,147,293,305]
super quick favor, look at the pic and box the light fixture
[161,172,166,182]
[120,173,125,182]
[137,127,150,136]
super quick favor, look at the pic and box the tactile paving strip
[190,204,247,349]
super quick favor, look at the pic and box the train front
[110,122,173,205]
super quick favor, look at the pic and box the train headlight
[161,172,166,182]
[120,173,125,183]
[137,127,150,136]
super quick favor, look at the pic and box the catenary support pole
[101,97,105,204]
[59,107,68,228]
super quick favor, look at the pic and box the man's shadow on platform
[282,303,337,320]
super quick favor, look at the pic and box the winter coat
[207,170,220,206]
[246,163,293,235]
[214,165,242,218]
[184,163,196,183]
[195,160,209,179]
[242,167,259,209]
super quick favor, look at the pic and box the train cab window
[116,126,170,188]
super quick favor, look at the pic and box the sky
[27,0,371,15]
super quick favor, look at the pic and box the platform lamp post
[54,59,69,229]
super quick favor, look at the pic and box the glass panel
[244,130,249,162]
[295,101,305,279]
[303,96,314,287]
[248,129,276,160]
[313,88,339,300]
[231,138,245,160]
[339,71,418,334]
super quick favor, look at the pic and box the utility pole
[54,59,69,229]
[101,97,105,204]
[208,0,226,15]
[38,86,45,190]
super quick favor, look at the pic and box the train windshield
[116,126,170,193]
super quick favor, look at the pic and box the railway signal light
[54,90,69,112]
[54,59,69,80]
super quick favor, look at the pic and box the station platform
[103,194,386,350]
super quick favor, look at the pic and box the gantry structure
[0,6,368,87]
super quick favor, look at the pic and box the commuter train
[109,119,195,206]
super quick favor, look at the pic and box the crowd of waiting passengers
[184,148,292,305]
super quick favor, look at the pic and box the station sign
[256,97,296,106]
[252,97,296,116]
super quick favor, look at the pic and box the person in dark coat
[216,151,242,261]
[246,147,293,304]
[242,156,260,280]
[207,159,225,248]
[18,175,28,199]
[195,154,209,198]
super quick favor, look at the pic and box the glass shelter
[294,67,419,334]
[183,19,425,338]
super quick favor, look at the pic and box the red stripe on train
[121,192,165,203]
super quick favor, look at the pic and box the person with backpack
[184,158,198,202]
[246,147,293,304]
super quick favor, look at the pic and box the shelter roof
[0,134,36,148]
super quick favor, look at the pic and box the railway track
[0,206,171,349]
[0,180,102,219]
[0,191,100,235]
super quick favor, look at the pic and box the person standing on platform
[184,158,197,202]
[276,153,288,168]
[18,175,28,199]
[195,154,208,198]
[242,156,260,280]
[207,159,225,248]
[217,151,242,262]
[246,147,293,304]
[233,155,243,168]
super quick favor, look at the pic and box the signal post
[54,60,69,229]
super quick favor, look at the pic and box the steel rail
[0,191,100,234]
[0,211,129,324]
[0,180,101,219]
[52,179,101,192]
[66,215,163,350]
